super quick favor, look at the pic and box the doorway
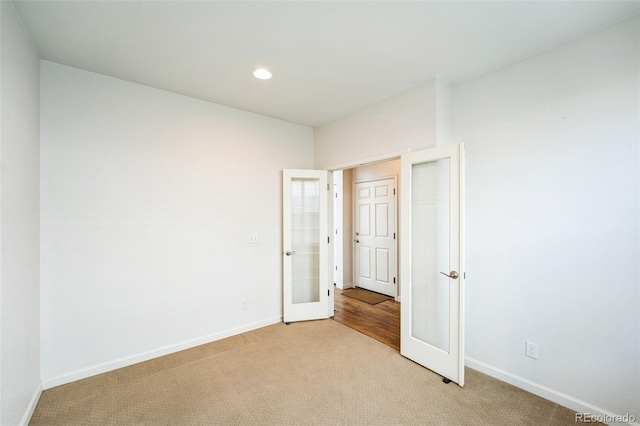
[333,159,400,300]
[331,159,401,349]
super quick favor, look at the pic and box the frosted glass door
[291,178,320,304]
[283,170,332,323]
[410,159,450,352]
[400,144,465,386]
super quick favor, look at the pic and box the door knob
[440,271,459,279]
[285,251,296,256]
[355,240,359,243]
[355,232,359,236]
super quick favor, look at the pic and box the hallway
[332,286,400,351]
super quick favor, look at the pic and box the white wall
[435,80,452,146]
[0,2,41,424]
[314,14,639,421]
[455,15,639,419]
[40,61,313,386]
[314,80,438,169]
[351,160,401,183]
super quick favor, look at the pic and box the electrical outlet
[525,341,538,359]
[241,299,248,310]
[248,233,258,244]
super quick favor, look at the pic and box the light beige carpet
[31,320,591,425]
[342,287,392,305]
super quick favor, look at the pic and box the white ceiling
[13,1,640,127]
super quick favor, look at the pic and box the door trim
[323,150,409,172]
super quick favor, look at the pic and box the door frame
[325,152,407,300]
[352,175,398,299]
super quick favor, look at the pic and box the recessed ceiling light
[253,68,272,80]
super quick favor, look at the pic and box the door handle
[355,240,359,243]
[440,271,459,279]
[285,251,296,256]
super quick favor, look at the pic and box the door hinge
[336,265,338,271]
[328,289,330,296]
[327,183,330,190]
[328,236,330,243]
[393,188,396,195]
[393,232,396,240]
[393,277,396,284]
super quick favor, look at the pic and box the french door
[282,143,464,385]
[400,143,465,385]
[282,169,333,323]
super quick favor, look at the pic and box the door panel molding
[353,177,397,298]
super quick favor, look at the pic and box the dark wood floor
[332,286,400,351]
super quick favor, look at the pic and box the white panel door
[283,169,333,323]
[400,143,465,385]
[354,178,396,297]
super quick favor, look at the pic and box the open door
[283,169,333,323]
[400,143,465,385]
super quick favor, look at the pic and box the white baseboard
[19,382,42,426]
[466,357,637,426]
[42,316,282,390]
[343,282,354,289]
